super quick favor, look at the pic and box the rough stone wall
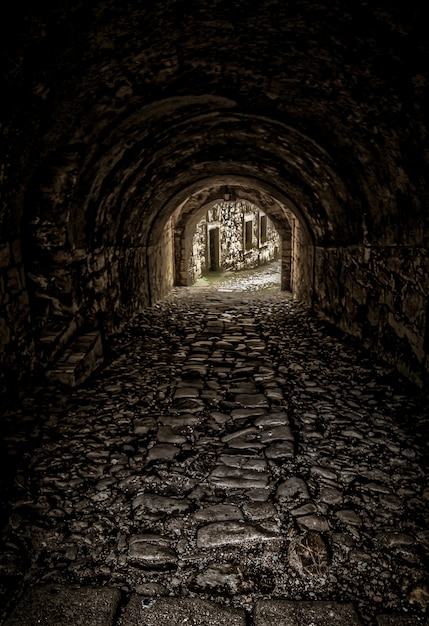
[191,201,280,279]
[290,218,314,304]
[147,219,175,304]
[0,240,34,402]
[314,246,429,387]
[191,218,207,281]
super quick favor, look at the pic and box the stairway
[37,318,104,387]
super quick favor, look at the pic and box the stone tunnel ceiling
[1,0,427,248]
[1,0,428,391]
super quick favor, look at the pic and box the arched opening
[189,199,281,289]
[147,176,314,306]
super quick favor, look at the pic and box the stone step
[3,586,428,626]
[36,316,78,365]
[45,330,104,386]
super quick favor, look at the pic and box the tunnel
[0,0,428,397]
[0,2,428,625]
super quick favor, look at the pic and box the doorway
[208,226,220,271]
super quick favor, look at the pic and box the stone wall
[191,201,280,280]
[147,219,175,304]
[289,217,314,304]
[0,240,34,402]
[314,245,429,388]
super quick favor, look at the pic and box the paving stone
[194,503,243,523]
[222,426,259,443]
[231,408,267,419]
[3,585,120,626]
[196,520,280,548]
[157,425,188,444]
[122,596,246,625]
[146,444,181,462]
[191,562,244,593]
[310,466,338,481]
[217,455,267,471]
[277,477,310,500]
[241,501,277,520]
[254,413,289,427]
[253,600,363,625]
[265,441,295,459]
[297,515,330,532]
[376,616,429,625]
[2,278,429,626]
[335,509,362,526]
[260,425,294,443]
[319,487,343,505]
[291,503,318,517]
[132,493,192,520]
[225,437,266,450]
[235,394,269,408]
[209,466,270,489]
[375,531,416,547]
[128,535,177,569]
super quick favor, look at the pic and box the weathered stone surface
[265,441,295,459]
[241,501,277,521]
[194,504,243,523]
[277,478,310,500]
[197,521,279,548]
[209,465,270,489]
[335,510,362,526]
[122,596,246,626]
[191,562,244,593]
[217,455,267,471]
[146,444,181,462]
[235,394,269,408]
[132,493,192,520]
[45,331,104,387]
[3,585,120,626]
[254,601,363,625]
[376,617,429,625]
[254,413,289,427]
[260,425,294,443]
[128,535,177,569]
[297,515,330,532]
[375,532,416,548]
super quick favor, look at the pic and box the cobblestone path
[1,278,428,625]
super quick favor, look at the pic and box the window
[244,218,253,251]
[260,214,267,244]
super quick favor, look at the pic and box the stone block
[45,330,104,386]
[38,317,78,364]
[3,584,121,626]
[253,600,363,625]
[121,596,246,626]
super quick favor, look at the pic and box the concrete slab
[3,584,121,626]
[253,600,363,625]
[122,596,246,626]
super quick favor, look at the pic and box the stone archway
[146,176,314,304]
